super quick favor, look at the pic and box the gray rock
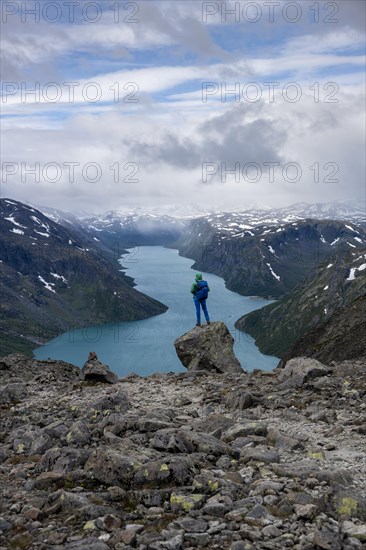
[225,388,257,410]
[176,518,208,532]
[158,533,184,549]
[88,390,129,416]
[138,418,174,432]
[133,456,195,489]
[65,421,91,447]
[231,542,254,550]
[174,396,192,407]
[266,429,304,451]
[63,537,110,549]
[81,352,118,384]
[111,523,144,546]
[84,449,140,488]
[262,525,282,538]
[150,428,236,457]
[0,354,80,384]
[295,503,318,520]
[0,517,12,531]
[137,531,164,546]
[1,350,365,550]
[94,514,122,531]
[29,431,53,454]
[223,422,268,442]
[0,382,27,404]
[174,321,242,373]
[43,420,69,439]
[38,447,89,474]
[312,527,342,550]
[246,504,271,520]
[343,522,366,542]
[170,492,205,512]
[115,524,144,546]
[149,429,195,454]
[202,503,230,516]
[250,481,284,496]
[271,459,320,480]
[240,446,280,464]
[193,472,222,494]
[184,532,210,546]
[277,357,331,388]
[191,413,234,435]
[34,471,65,490]
[271,460,354,488]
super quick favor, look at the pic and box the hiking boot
[196,323,201,327]
[207,321,211,325]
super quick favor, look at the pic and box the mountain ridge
[0,199,168,356]
[235,245,366,360]
[32,199,366,225]
[168,217,366,298]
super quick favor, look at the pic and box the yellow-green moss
[17,443,25,454]
[337,497,358,518]
[307,450,325,460]
[208,480,219,491]
[170,493,203,511]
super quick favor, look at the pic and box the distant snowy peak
[196,201,365,237]
[80,211,187,233]
[113,203,220,219]
[27,203,83,227]
[272,201,366,222]
[120,200,365,223]
[1,199,64,241]
[97,200,364,226]
[14,198,366,232]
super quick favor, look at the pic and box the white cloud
[1,1,365,212]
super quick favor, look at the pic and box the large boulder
[277,357,331,388]
[81,352,118,384]
[84,449,141,488]
[174,321,242,373]
[0,382,27,404]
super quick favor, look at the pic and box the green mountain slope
[235,246,366,359]
[169,217,366,298]
[0,199,168,356]
[279,294,366,365]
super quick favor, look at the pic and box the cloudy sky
[1,0,365,213]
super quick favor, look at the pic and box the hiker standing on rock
[190,272,211,327]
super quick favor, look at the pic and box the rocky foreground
[0,353,365,549]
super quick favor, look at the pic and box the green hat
[195,273,202,280]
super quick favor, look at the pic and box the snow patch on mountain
[4,216,27,229]
[346,254,366,281]
[266,263,281,281]
[50,272,68,285]
[38,275,56,293]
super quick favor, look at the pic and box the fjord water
[34,246,278,376]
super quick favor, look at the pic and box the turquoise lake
[34,246,279,376]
